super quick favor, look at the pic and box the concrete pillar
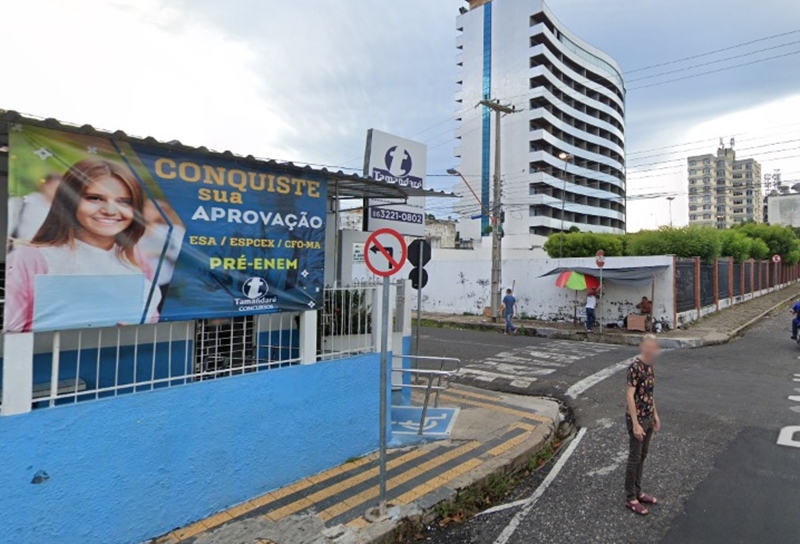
[1,332,34,416]
[299,310,318,364]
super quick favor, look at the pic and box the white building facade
[454,0,626,249]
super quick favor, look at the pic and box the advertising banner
[5,124,326,332]
[363,129,426,237]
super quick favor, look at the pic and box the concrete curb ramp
[152,388,559,544]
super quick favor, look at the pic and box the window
[690,214,697,221]
[717,206,725,213]
[689,188,697,195]
[703,168,710,174]
[733,173,742,179]
[703,159,710,165]
[689,196,697,202]
[704,177,710,183]
[746,163,752,169]
[703,195,711,202]
[746,173,752,179]
[717,170,725,176]
[717,179,726,185]
[689,169,697,175]
[690,205,697,211]
[703,205,711,211]
[717,161,726,168]
[690,160,697,166]
[703,214,712,219]
[689,179,697,185]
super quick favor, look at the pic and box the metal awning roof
[1,110,457,201]
[539,265,669,287]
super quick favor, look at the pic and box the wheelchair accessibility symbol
[391,407,460,437]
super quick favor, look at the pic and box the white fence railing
[1,282,411,414]
[318,283,381,361]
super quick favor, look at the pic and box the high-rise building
[453,0,626,249]
[687,145,763,228]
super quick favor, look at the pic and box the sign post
[596,250,605,333]
[364,228,407,514]
[408,239,431,358]
[773,254,781,289]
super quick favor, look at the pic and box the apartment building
[687,145,762,228]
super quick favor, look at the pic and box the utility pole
[667,196,675,227]
[479,99,517,322]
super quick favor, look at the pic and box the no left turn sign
[365,228,408,277]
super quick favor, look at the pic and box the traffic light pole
[479,99,517,322]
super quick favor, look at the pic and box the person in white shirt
[5,158,160,332]
[8,173,61,244]
[585,287,599,332]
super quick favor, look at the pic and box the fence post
[1,332,34,416]
[672,255,678,328]
[750,259,755,297]
[714,258,720,311]
[728,257,734,303]
[694,256,701,320]
[741,261,746,299]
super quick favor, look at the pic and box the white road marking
[789,396,800,402]
[491,428,588,544]
[457,341,617,388]
[565,357,637,399]
[790,406,800,413]
[777,426,800,448]
[587,449,628,477]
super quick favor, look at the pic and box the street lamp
[666,196,675,227]
[558,152,573,258]
[446,168,492,219]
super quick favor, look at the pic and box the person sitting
[636,296,653,315]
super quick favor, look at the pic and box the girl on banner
[5,158,161,332]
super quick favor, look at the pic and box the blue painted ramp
[390,406,459,438]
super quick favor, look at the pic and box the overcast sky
[3,0,800,231]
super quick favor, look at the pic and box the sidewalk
[152,387,560,544]
[423,283,800,349]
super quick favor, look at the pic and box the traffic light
[408,239,431,290]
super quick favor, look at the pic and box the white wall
[419,254,674,326]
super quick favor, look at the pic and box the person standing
[585,287,598,332]
[500,288,518,335]
[624,334,661,515]
[790,299,800,340]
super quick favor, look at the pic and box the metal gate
[194,316,256,378]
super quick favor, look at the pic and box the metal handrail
[392,355,461,435]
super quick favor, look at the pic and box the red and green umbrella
[555,270,600,291]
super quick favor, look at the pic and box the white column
[371,285,383,352]
[2,332,34,416]
[299,311,318,364]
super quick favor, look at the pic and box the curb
[373,417,559,543]
[726,288,800,340]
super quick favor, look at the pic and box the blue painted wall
[0,353,380,544]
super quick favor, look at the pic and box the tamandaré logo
[242,277,269,299]
[371,145,423,189]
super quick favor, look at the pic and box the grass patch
[527,440,557,471]
[434,471,516,524]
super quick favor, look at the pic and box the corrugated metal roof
[1,109,457,201]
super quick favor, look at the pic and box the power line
[625,28,800,73]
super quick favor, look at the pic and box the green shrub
[543,232,624,258]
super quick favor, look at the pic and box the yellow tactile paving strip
[160,387,554,543]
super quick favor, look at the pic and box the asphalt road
[418,316,800,544]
